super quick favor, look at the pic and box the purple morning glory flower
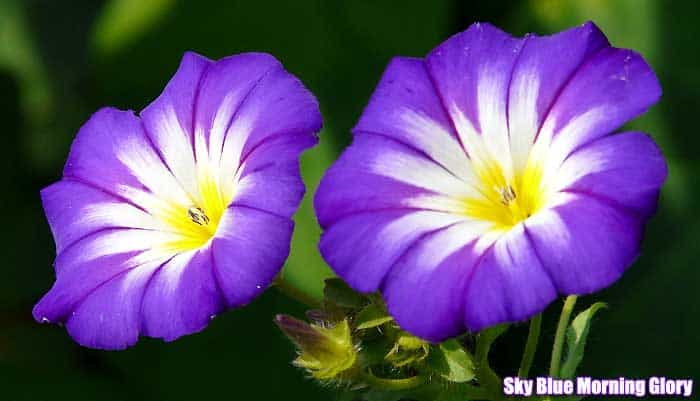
[315,22,666,342]
[34,52,321,349]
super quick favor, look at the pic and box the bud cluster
[276,279,484,400]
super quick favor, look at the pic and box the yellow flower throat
[463,157,546,231]
[154,166,233,252]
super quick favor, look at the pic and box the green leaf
[560,302,607,378]
[430,339,475,383]
[0,0,50,112]
[0,0,59,170]
[324,278,365,309]
[355,304,393,330]
[92,0,176,56]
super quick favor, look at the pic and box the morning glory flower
[315,22,666,342]
[34,51,322,349]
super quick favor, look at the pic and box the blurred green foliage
[92,0,176,57]
[0,1,698,400]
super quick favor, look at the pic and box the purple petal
[508,22,609,169]
[425,22,525,176]
[319,210,469,293]
[63,108,150,192]
[65,258,164,350]
[232,159,306,219]
[353,57,471,180]
[192,52,321,167]
[33,228,171,324]
[463,224,557,332]
[314,134,472,227]
[215,65,322,188]
[33,250,141,325]
[143,51,212,141]
[140,51,212,198]
[231,117,320,218]
[62,107,190,209]
[193,53,281,159]
[140,248,224,342]
[556,132,667,217]
[525,193,643,294]
[382,221,493,341]
[239,130,319,174]
[541,46,661,165]
[211,206,294,307]
[222,65,322,159]
[40,180,157,254]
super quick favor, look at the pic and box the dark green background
[0,1,697,400]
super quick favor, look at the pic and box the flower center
[187,206,211,226]
[462,156,546,231]
[154,165,234,252]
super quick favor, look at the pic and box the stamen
[188,206,210,226]
[497,185,517,206]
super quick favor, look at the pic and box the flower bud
[385,331,430,368]
[275,315,358,380]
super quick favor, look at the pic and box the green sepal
[559,302,607,379]
[357,336,395,367]
[385,331,430,368]
[428,339,476,383]
[355,303,394,330]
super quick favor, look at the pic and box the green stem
[518,313,542,378]
[273,275,321,308]
[362,370,425,391]
[477,363,505,401]
[475,325,508,401]
[549,295,577,377]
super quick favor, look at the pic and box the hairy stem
[518,313,542,378]
[549,295,578,377]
